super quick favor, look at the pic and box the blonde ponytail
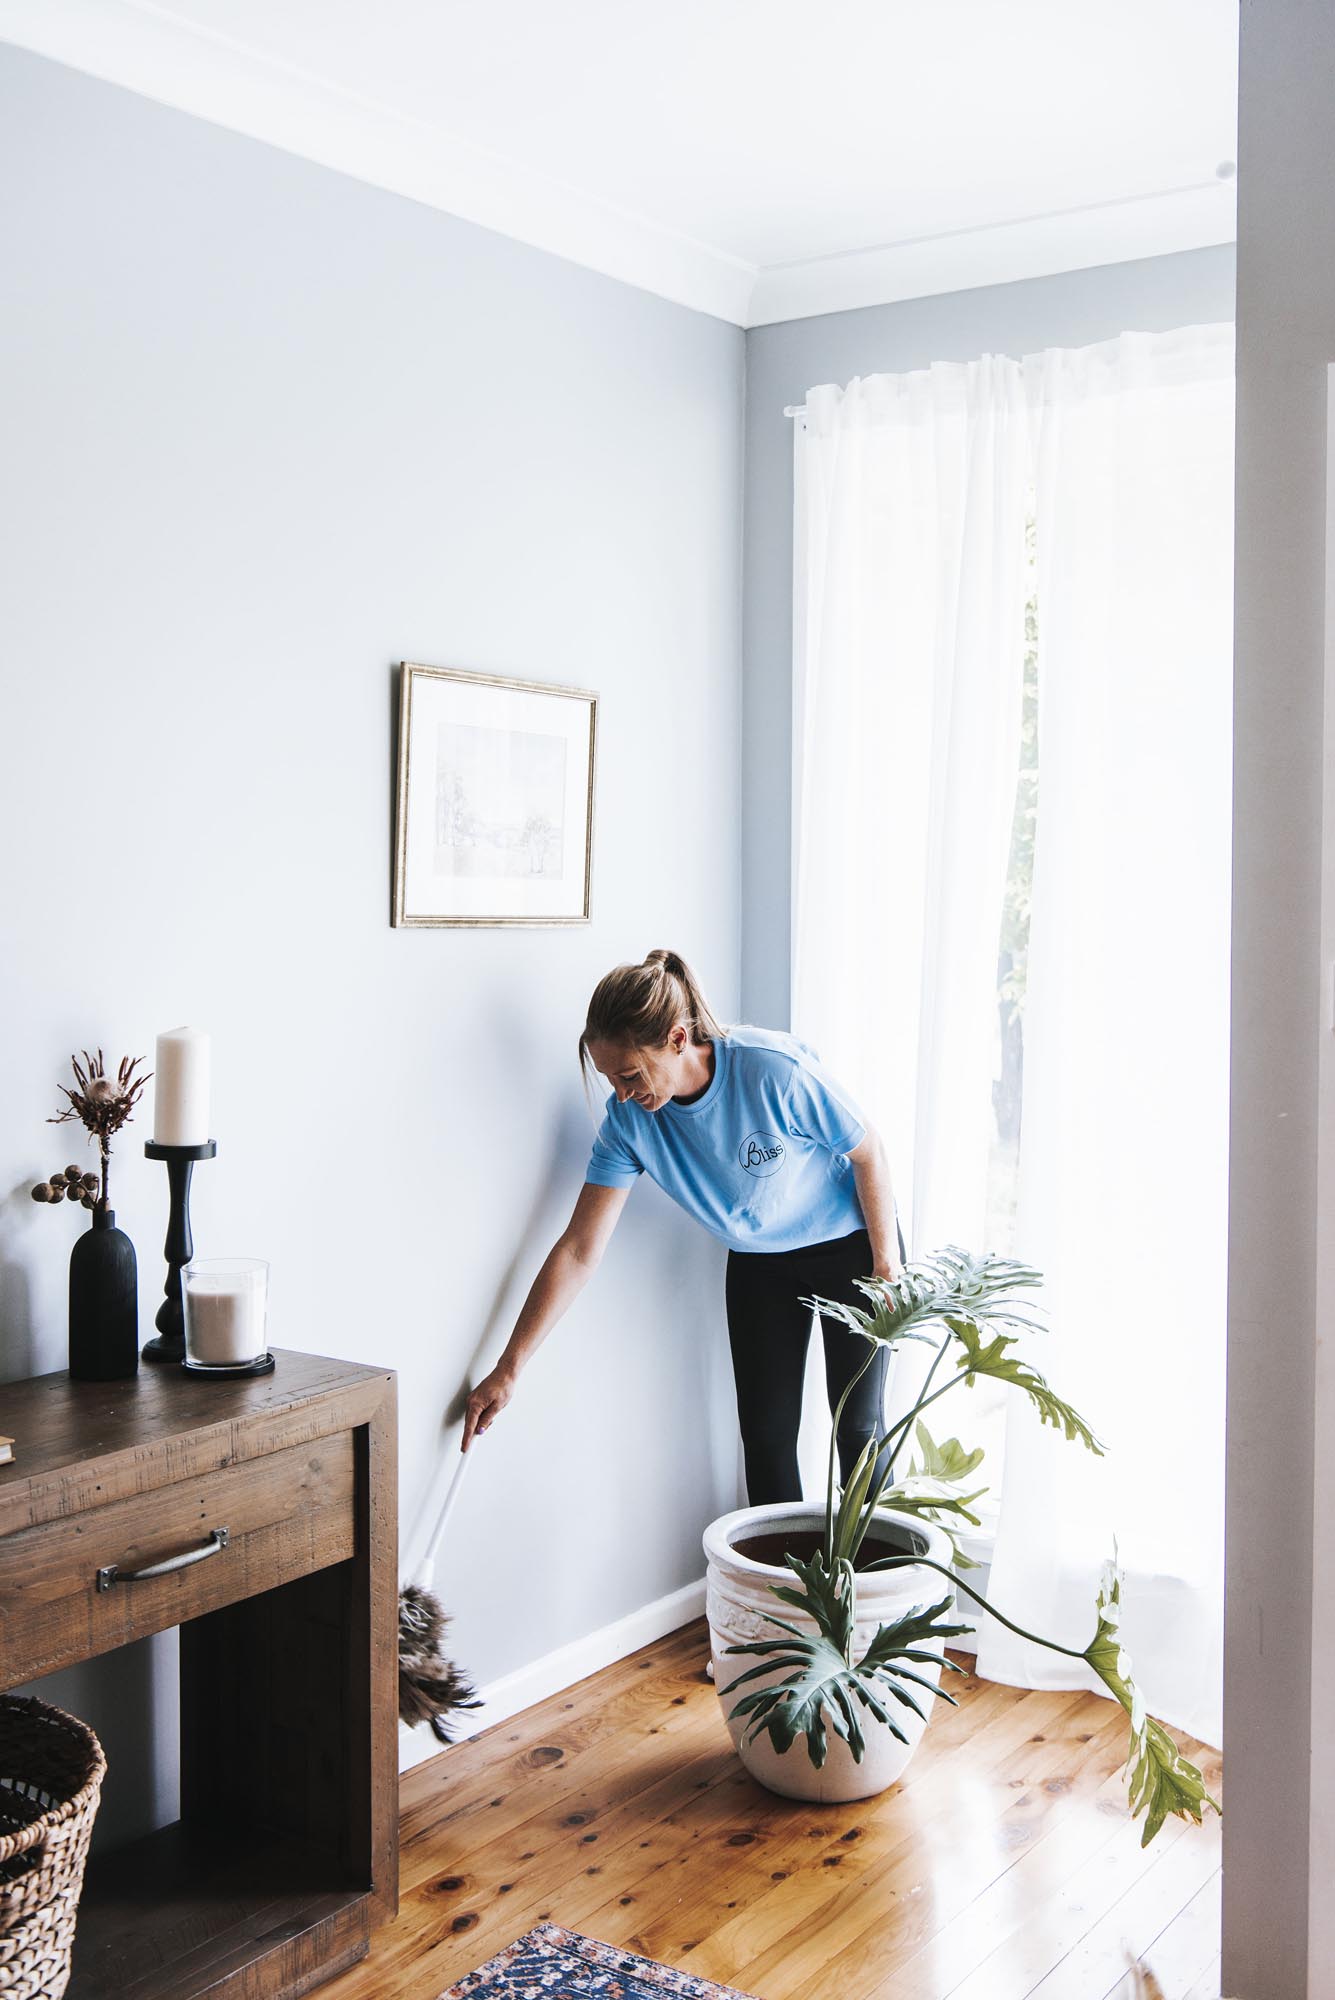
[579,950,724,1084]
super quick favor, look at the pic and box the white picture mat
[400,670,594,921]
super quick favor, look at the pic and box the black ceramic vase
[69,1208,139,1381]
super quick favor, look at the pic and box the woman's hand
[462,1365,518,1450]
[872,1252,905,1285]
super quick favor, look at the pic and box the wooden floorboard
[324,1619,1224,2000]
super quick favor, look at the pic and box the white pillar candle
[183,1260,268,1367]
[153,1026,211,1145]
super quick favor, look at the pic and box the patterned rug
[439,1923,759,1998]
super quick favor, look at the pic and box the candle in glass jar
[153,1027,211,1145]
[182,1260,268,1367]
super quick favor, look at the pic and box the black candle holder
[142,1139,216,1365]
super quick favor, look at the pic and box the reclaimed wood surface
[325,1620,1223,2000]
[70,1823,372,2000]
[0,1350,398,2000]
[0,1349,389,1534]
[0,1429,356,1682]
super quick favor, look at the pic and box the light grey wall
[741,246,1237,1028]
[0,44,743,1845]
[1226,4,1335,1993]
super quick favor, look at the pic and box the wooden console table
[0,1350,398,1999]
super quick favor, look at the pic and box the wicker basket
[0,1698,106,2000]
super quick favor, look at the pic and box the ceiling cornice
[748,179,1237,326]
[0,0,1237,330]
[0,0,759,324]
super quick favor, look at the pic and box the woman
[462,950,905,1503]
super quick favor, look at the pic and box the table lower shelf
[69,1821,372,2000]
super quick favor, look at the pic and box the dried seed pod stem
[45,1048,152,1212]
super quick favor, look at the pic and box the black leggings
[725,1225,900,1506]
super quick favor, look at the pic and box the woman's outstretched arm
[461,1180,630,1449]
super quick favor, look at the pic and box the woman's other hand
[462,1365,517,1449]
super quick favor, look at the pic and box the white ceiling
[0,0,1239,325]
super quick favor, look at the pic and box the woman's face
[586,1029,688,1112]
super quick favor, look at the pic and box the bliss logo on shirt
[739,1132,786,1177]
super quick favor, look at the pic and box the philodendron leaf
[875,1487,988,1568]
[804,1246,1044,1353]
[856,1596,973,1696]
[910,1421,985,1484]
[947,1317,1105,1455]
[721,1552,969,1769]
[722,1623,872,1765]
[876,1422,989,1568]
[799,1284,939,1354]
[768,1548,856,1663]
[1083,1562,1221,1848]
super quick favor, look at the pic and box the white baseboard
[398,1576,706,1773]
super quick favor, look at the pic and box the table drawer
[0,1430,356,1686]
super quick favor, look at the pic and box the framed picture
[393,662,597,927]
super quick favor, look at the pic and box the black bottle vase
[69,1208,139,1381]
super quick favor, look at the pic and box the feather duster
[397,1583,480,1743]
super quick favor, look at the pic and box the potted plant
[703,1248,1219,1845]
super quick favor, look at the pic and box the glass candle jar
[182,1258,273,1376]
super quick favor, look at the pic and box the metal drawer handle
[96,1526,230,1592]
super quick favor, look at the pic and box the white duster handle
[411,1448,471,1590]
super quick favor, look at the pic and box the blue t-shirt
[585,1025,867,1253]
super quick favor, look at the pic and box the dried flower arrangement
[30,1051,151,1214]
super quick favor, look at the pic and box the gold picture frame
[393,662,597,927]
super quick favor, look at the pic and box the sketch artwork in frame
[393,662,597,926]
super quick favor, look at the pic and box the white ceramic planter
[703,1502,955,1803]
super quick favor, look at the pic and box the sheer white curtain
[792,361,1030,1443]
[792,359,1029,1266]
[791,326,1233,1745]
[976,327,1233,1746]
